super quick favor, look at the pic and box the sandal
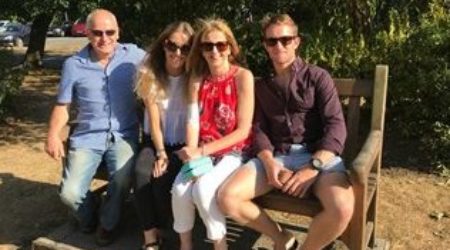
[141,241,160,250]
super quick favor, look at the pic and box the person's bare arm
[144,98,169,177]
[177,76,201,162]
[45,104,70,160]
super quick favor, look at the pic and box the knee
[191,179,209,209]
[326,193,355,226]
[216,184,242,217]
[336,202,354,226]
[110,168,132,189]
[59,185,82,210]
[134,148,154,187]
[171,180,186,200]
[134,148,155,174]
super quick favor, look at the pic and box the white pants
[171,154,242,240]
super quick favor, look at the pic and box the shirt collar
[266,56,305,80]
[291,57,305,74]
[74,43,125,64]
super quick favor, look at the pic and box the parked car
[0,23,30,47]
[47,25,65,37]
[0,20,11,33]
[47,21,72,37]
[71,18,86,37]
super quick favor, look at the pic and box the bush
[105,0,449,171]
[380,2,450,169]
[0,49,26,119]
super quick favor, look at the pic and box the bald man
[45,9,145,246]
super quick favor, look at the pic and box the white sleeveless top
[143,75,187,145]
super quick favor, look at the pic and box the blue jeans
[59,136,138,230]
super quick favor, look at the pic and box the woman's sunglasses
[164,40,191,55]
[263,36,297,47]
[200,41,229,52]
[91,29,117,37]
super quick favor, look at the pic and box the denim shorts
[244,144,346,177]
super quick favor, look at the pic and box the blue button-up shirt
[57,43,146,150]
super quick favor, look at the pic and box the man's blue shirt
[57,43,146,150]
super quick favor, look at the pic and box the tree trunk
[24,13,54,68]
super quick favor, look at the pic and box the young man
[45,9,145,246]
[218,14,354,250]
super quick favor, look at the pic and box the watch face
[312,158,324,170]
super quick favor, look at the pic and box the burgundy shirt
[253,57,346,155]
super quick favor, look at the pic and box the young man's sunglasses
[200,41,229,52]
[164,40,191,55]
[91,29,117,37]
[263,36,297,47]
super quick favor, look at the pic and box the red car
[71,18,86,37]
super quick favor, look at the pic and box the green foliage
[0,50,26,119]
[104,0,296,75]
[380,1,450,168]
[105,0,449,171]
[3,0,446,170]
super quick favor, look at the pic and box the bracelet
[156,148,166,158]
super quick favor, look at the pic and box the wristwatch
[310,158,325,171]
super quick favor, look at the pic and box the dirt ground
[0,40,449,250]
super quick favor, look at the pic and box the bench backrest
[335,65,388,163]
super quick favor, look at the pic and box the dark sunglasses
[263,36,297,47]
[200,41,229,52]
[91,29,117,37]
[164,40,191,55]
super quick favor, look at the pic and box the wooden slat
[366,174,377,213]
[255,191,322,217]
[345,96,361,160]
[370,66,389,131]
[372,239,390,250]
[335,79,373,97]
[365,222,374,249]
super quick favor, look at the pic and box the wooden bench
[254,65,389,250]
[60,65,388,249]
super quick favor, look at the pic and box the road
[44,37,88,53]
[42,37,88,68]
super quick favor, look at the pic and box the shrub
[106,0,449,171]
[381,2,450,169]
[0,49,26,119]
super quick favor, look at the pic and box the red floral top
[198,66,252,158]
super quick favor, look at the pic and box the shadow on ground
[0,173,66,248]
[33,207,310,250]
[0,69,60,146]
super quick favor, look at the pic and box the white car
[0,20,11,33]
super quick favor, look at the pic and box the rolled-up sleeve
[313,71,347,155]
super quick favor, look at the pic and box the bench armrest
[349,130,382,185]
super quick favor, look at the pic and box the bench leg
[341,182,366,250]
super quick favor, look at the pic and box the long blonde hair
[186,18,242,80]
[135,21,194,103]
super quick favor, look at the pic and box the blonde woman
[173,18,254,250]
[134,21,193,250]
